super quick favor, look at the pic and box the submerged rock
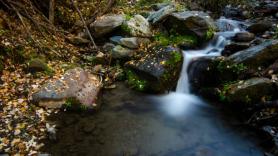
[225,78,277,104]
[163,11,215,42]
[228,40,278,69]
[32,68,102,109]
[125,15,152,37]
[125,46,183,92]
[90,14,124,38]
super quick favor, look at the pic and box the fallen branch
[70,0,97,49]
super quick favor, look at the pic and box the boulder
[90,14,124,38]
[148,4,176,24]
[32,68,102,109]
[110,36,150,49]
[125,15,152,37]
[247,22,272,34]
[188,57,219,91]
[28,58,51,73]
[222,42,251,56]
[233,32,255,42]
[225,77,277,104]
[163,11,215,42]
[125,46,183,92]
[228,40,278,69]
[111,45,134,59]
[263,59,278,76]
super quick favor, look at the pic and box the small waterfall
[176,17,244,94]
[157,18,245,117]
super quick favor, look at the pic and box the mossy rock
[28,58,52,74]
[125,45,183,92]
[222,78,277,105]
[163,11,216,43]
[228,40,278,70]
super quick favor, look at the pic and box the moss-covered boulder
[28,58,51,73]
[124,15,152,37]
[228,40,278,69]
[223,78,277,105]
[125,46,183,92]
[163,11,215,43]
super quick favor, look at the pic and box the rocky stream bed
[0,0,278,155]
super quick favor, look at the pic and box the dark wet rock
[225,78,277,104]
[233,32,255,42]
[111,45,134,59]
[247,22,272,34]
[223,6,245,19]
[126,15,152,37]
[262,59,278,76]
[90,14,124,38]
[66,35,90,45]
[228,40,278,69]
[32,67,102,108]
[148,5,176,24]
[163,11,215,42]
[125,46,183,92]
[188,58,219,91]
[255,1,278,16]
[222,42,251,56]
[28,58,50,73]
[262,126,278,156]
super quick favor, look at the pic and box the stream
[43,18,266,156]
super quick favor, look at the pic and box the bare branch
[70,0,97,49]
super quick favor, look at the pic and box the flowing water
[44,18,265,156]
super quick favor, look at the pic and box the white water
[157,17,245,117]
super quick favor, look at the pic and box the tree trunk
[49,0,55,24]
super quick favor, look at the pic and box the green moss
[64,97,88,111]
[163,51,182,81]
[206,27,215,40]
[216,60,247,75]
[125,14,133,20]
[154,32,197,47]
[126,70,147,91]
[218,81,236,102]
[175,3,186,12]
[121,23,132,34]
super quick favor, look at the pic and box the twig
[70,0,97,49]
